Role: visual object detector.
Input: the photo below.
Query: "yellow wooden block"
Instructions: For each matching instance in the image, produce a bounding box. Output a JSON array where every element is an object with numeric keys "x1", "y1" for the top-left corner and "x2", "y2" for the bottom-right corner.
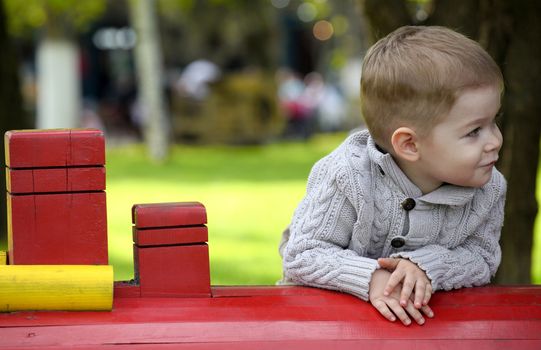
[
  {"x1": 0, "y1": 251, "x2": 6, "y2": 265},
  {"x1": 0, "y1": 265, "x2": 113, "y2": 312}
]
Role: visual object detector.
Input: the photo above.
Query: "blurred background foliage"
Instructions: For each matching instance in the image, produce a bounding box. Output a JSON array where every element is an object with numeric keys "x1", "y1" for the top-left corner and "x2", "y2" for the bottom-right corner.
[{"x1": 0, "y1": 0, "x2": 539, "y2": 285}]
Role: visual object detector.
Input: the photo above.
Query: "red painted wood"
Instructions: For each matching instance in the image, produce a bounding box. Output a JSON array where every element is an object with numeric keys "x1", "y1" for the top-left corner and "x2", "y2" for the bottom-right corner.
[
  {"x1": 132, "y1": 202, "x2": 207, "y2": 228},
  {"x1": 4, "y1": 129, "x2": 105, "y2": 168},
  {"x1": 134, "y1": 244, "x2": 211, "y2": 297},
  {"x1": 133, "y1": 225, "x2": 208, "y2": 246},
  {"x1": 6, "y1": 166, "x2": 106, "y2": 194},
  {"x1": 7, "y1": 192, "x2": 108, "y2": 265},
  {"x1": 0, "y1": 286, "x2": 539, "y2": 349},
  {"x1": 3, "y1": 340, "x2": 540, "y2": 350},
  {"x1": 114, "y1": 281, "x2": 141, "y2": 298}
]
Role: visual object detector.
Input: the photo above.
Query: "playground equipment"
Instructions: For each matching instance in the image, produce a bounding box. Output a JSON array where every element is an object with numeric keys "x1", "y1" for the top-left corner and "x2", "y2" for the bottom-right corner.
[{"x1": 0, "y1": 128, "x2": 540, "y2": 349}]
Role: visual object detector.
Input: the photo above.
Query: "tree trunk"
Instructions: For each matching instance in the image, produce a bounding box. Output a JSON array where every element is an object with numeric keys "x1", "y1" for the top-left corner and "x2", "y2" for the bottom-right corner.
[
  {"x1": 36, "y1": 38, "x2": 80, "y2": 129},
  {"x1": 494, "y1": 0, "x2": 541, "y2": 284},
  {"x1": 361, "y1": 0, "x2": 411, "y2": 40},
  {"x1": 130, "y1": 0, "x2": 169, "y2": 161},
  {"x1": 0, "y1": 0, "x2": 27, "y2": 247}
]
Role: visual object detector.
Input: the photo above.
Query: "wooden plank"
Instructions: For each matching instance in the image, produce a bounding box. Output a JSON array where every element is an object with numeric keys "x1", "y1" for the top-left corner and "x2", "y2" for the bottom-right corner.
[
  {"x1": 6, "y1": 166, "x2": 106, "y2": 194},
  {"x1": 4, "y1": 129, "x2": 105, "y2": 168},
  {"x1": 0, "y1": 286, "x2": 540, "y2": 349},
  {"x1": 3, "y1": 340, "x2": 541, "y2": 350},
  {"x1": 2, "y1": 286, "x2": 539, "y2": 326},
  {"x1": 0, "y1": 319, "x2": 540, "y2": 348},
  {"x1": 133, "y1": 225, "x2": 208, "y2": 246},
  {"x1": 134, "y1": 244, "x2": 211, "y2": 297},
  {"x1": 7, "y1": 192, "x2": 108, "y2": 265},
  {"x1": 0, "y1": 265, "x2": 113, "y2": 312},
  {"x1": 132, "y1": 202, "x2": 207, "y2": 228},
  {"x1": 114, "y1": 281, "x2": 141, "y2": 298}
]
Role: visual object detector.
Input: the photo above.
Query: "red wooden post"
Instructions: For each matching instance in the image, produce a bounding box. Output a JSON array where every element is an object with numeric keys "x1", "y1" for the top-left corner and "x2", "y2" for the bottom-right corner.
[
  {"x1": 4, "y1": 129, "x2": 108, "y2": 265},
  {"x1": 132, "y1": 202, "x2": 211, "y2": 297}
]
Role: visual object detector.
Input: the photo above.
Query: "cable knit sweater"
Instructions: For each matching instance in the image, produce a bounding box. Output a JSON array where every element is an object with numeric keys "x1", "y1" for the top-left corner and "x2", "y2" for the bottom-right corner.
[{"x1": 281, "y1": 129, "x2": 506, "y2": 301}]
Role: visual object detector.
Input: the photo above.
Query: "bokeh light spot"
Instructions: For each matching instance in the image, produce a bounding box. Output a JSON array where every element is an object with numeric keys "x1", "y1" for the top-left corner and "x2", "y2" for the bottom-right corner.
[{"x1": 313, "y1": 20, "x2": 334, "y2": 41}]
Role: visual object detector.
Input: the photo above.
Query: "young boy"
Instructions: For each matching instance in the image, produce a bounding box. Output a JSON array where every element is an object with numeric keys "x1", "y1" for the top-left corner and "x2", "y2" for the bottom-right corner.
[{"x1": 279, "y1": 26, "x2": 506, "y2": 326}]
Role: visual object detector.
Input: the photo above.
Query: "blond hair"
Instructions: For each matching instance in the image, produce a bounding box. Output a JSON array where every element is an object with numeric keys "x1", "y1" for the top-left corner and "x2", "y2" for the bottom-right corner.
[{"x1": 360, "y1": 26, "x2": 503, "y2": 149}]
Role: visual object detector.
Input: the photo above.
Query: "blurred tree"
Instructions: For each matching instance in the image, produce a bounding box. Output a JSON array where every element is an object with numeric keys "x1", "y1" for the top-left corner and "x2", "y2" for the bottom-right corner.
[
  {"x1": 0, "y1": 0, "x2": 28, "y2": 249},
  {"x1": 4, "y1": 0, "x2": 106, "y2": 129},
  {"x1": 157, "y1": 0, "x2": 279, "y2": 70},
  {"x1": 360, "y1": 0, "x2": 541, "y2": 284},
  {"x1": 129, "y1": 0, "x2": 169, "y2": 161}
]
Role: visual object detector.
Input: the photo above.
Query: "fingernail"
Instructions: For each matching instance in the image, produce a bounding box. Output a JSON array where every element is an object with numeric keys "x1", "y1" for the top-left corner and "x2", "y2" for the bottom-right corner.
[
  {"x1": 390, "y1": 316, "x2": 396, "y2": 322},
  {"x1": 419, "y1": 318, "x2": 425, "y2": 325},
  {"x1": 428, "y1": 311, "x2": 434, "y2": 318},
  {"x1": 404, "y1": 319, "x2": 411, "y2": 325}
]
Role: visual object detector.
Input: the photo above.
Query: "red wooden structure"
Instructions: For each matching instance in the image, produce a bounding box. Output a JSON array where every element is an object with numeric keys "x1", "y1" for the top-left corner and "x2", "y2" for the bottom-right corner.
[
  {"x1": 1, "y1": 285, "x2": 540, "y2": 349},
  {"x1": 1, "y1": 129, "x2": 541, "y2": 349},
  {"x1": 5, "y1": 129, "x2": 107, "y2": 265}
]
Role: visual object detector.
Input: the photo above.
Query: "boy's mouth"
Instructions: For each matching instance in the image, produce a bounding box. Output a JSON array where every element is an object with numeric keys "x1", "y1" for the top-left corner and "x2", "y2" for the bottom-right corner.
[{"x1": 480, "y1": 159, "x2": 498, "y2": 168}]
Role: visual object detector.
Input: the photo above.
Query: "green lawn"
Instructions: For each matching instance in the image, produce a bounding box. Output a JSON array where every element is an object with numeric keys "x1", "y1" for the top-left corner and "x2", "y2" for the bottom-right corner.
[{"x1": 106, "y1": 133, "x2": 348, "y2": 284}]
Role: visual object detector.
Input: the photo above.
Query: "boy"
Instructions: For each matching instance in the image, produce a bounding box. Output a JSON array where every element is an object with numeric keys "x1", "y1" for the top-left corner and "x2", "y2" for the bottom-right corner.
[{"x1": 279, "y1": 26, "x2": 506, "y2": 326}]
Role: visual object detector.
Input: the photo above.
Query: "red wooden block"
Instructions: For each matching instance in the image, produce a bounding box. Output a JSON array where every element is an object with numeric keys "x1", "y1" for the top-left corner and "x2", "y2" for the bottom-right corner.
[
  {"x1": 4, "y1": 129, "x2": 105, "y2": 168},
  {"x1": 134, "y1": 244, "x2": 211, "y2": 297},
  {"x1": 113, "y1": 281, "x2": 141, "y2": 298},
  {"x1": 6, "y1": 166, "x2": 106, "y2": 194},
  {"x1": 133, "y1": 225, "x2": 208, "y2": 246},
  {"x1": 7, "y1": 192, "x2": 108, "y2": 265},
  {"x1": 132, "y1": 202, "x2": 207, "y2": 228}
]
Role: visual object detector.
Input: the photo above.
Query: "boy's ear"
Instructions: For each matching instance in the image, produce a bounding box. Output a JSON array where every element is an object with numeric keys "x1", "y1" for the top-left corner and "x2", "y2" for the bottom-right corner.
[{"x1": 391, "y1": 127, "x2": 420, "y2": 161}]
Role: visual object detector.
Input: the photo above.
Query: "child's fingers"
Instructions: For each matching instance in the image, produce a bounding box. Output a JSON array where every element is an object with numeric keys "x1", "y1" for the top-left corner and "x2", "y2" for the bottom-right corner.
[
  {"x1": 413, "y1": 280, "x2": 426, "y2": 308},
  {"x1": 372, "y1": 299, "x2": 397, "y2": 322},
  {"x1": 400, "y1": 276, "x2": 415, "y2": 306},
  {"x1": 383, "y1": 270, "x2": 405, "y2": 296},
  {"x1": 420, "y1": 304, "x2": 434, "y2": 318},
  {"x1": 386, "y1": 298, "x2": 412, "y2": 326},
  {"x1": 377, "y1": 258, "x2": 399, "y2": 271},
  {"x1": 404, "y1": 300, "x2": 425, "y2": 325},
  {"x1": 423, "y1": 283, "x2": 433, "y2": 305}
]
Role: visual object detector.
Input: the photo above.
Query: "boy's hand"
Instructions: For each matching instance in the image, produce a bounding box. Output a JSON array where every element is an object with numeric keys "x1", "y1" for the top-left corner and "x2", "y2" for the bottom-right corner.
[
  {"x1": 378, "y1": 258, "x2": 433, "y2": 309},
  {"x1": 369, "y1": 269, "x2": 434, "y2": 326}
]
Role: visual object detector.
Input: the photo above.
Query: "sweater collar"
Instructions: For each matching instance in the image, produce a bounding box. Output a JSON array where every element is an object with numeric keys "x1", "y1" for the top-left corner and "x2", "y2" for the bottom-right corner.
[{"x1": 364, "y1": 131, "x2": 475, "y2": 206}]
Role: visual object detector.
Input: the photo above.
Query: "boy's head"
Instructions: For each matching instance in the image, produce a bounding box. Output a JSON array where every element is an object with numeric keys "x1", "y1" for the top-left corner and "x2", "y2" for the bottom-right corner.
[{"x1": 360, "y1": 26, "x2": 503, "y2": 150}]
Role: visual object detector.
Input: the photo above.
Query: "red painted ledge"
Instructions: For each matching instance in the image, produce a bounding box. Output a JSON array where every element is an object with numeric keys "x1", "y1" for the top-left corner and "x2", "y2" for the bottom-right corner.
[{"x1": 1, "y1": 285, "x2": 540, "y2": 349}]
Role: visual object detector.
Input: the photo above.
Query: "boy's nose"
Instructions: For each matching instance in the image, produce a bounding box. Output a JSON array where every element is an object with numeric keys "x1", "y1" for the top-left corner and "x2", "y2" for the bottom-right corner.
[{"x1": 485, "y1": 127, "x2": 503, "y2": 152}]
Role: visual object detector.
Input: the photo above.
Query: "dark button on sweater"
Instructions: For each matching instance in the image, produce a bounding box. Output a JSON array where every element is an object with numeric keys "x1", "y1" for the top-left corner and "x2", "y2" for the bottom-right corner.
[
  {"x1": 391, "y1": 236, "x2": 406, "y2": 248},
  {"x1": 401, "y1": 198, "x2": 416, "y2": 211}
]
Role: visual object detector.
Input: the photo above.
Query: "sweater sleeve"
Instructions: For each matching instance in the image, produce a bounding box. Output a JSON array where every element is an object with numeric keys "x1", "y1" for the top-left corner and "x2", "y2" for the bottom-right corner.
[
  {"x1": 391, "y1": 173, "x2": 506, "y2": 291},
  {"x1": 282, "y1": 154, "x2": 379, "y2": 301}
]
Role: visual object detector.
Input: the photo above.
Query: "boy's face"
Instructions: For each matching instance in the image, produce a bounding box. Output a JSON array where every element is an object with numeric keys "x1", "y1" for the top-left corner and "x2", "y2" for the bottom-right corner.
[{"x1": 415, "y1": 85, "x2": 502, "y2": 191}]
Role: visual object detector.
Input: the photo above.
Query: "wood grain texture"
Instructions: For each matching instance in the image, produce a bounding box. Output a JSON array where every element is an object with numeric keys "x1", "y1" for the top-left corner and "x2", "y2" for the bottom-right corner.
[
  {"x1": 134, "y1": 244, "x2": 211, "y2": 297},
  {"x1": 7, "y1": 192, "x2": 108, "y2": 265},
  {"x1": 4, "y1": 129, "x2": 105, "y2": 168},
  {"x1": 6, "y1": 166, "x2": 106, "y2": 194},
  {"x1": 0, "y1": 286, "x2": 539, "y2": 349},
  {"x1": 133, "y1": 225, "x2": 208, "y2": 246},
  {"x1": 132, "y1": 202, "x2": 207, "y2": 228}
]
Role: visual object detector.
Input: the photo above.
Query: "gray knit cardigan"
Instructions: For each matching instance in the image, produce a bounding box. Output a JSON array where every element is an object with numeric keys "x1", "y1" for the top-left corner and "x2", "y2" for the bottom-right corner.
[{"x1": 281, "y1": 130, "x2": 506, "y2": 301}]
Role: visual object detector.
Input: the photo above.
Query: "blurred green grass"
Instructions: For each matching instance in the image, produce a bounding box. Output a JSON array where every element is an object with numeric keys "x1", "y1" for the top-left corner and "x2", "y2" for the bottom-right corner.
[{"x1": 106, "y1": 133, "x2": 348, "y2": 285}]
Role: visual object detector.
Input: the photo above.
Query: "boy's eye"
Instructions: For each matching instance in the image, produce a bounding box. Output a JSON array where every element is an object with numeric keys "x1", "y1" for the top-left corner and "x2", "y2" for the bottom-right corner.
[{"x1": 466, "y1": 127, "x2": 481, "y2": 137}]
